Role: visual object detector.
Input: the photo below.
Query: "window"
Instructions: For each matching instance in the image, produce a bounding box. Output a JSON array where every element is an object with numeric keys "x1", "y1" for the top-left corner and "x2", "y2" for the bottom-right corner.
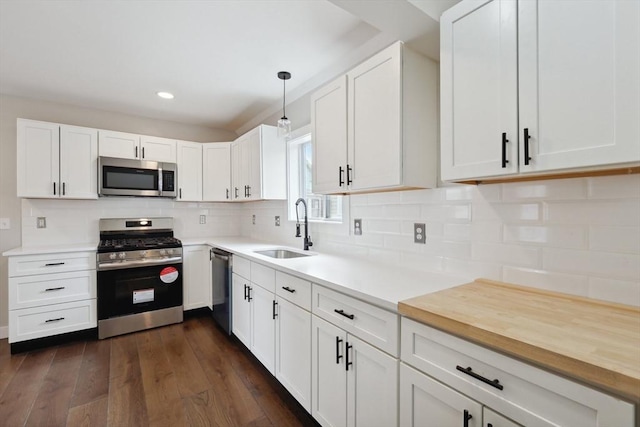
[{"x1": 288, "y1": 133, "x2": 342, "y2": 222}]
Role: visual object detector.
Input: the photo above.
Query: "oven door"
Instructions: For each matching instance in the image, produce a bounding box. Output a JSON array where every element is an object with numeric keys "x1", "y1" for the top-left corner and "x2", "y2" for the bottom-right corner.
[{"x1": 97, "y1": 262, "x2": 183, "y2": 320}]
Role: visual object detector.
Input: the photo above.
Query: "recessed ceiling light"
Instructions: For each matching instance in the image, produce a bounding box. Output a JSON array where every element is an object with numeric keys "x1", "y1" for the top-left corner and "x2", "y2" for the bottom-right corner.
[{"x1": 157, "y1": 91, "x2": 174, "y2": 99}]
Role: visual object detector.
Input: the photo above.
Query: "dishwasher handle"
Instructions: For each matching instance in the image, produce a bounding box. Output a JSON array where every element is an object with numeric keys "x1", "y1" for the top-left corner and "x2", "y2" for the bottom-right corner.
[{"x1": 211, "y1": 248, "x2": 231, "y2": 262}]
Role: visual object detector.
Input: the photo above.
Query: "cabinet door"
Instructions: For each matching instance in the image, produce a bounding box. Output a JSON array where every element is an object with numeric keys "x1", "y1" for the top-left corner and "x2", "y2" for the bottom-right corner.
[
  {"x1": 16, "y1": 119, "x2": 60, "y2": 198},
  {"x1": 312, "y1": 76, "x2": 348, "y2": 194},
  {"x1": 347, "y1": 43, "x2": 402, "y2": 191},
  {"x1": 519, "y1": 0, "x2": 640, "y2": 172},
  {"x1": 246, "y1": 129, "x2": 262, "y2": 200},
  {"x1": 312, "y1": 315, "x2": 347, "y2": 427},
  {"x1": 231, "y1": 273, "x2": 251, "y2": 348},
  {"x1": 484, "y1": 408, "x2": 522, "y2": 427},
  {"x1": 400, "y1": 363, "x2": 481, "y2": 427},
  {"x1": 98, "y1": 130, "x2": 139, "y2": 159},
  {"x1": 202, "y1": 142, "x2": 231, "y2": 201},
  {"x1": 440, "y1": 0, "x2": 518, "y2": 181},
  {"x1": 140, "y1": 135, "x2": 177, "y2": 162},
  {"x1": 230, "y1": 140, "x2": 242, "y2": 200},
  {"x1": 176, "y1": 141, "x2": 202, "y2": 202},
  {"x1": 275, "y1": 298, "x2": 311, "y2": 412},
  {"x1": 250, "y1": 283, "x2": 275, "y2": 374},
  {"x1": 347, "y1": 335, "x2": 397, "y2": 427},
  {"x1": 183, "y1": 246, "x2": 211, "y2": 311},
  {"x1": 59, "y1": 125, "x2": 98, "y2": 199}
]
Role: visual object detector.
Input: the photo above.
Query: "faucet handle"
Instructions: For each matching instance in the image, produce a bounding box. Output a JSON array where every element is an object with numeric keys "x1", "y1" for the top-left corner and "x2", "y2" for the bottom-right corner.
[{"x1": 295, "y1": 223, "x2": 301, "y2": 238}]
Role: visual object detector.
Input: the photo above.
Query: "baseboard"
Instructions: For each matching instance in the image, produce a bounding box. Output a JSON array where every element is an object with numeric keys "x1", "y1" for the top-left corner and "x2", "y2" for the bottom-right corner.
[{"x1": 0, "y1": 326, "x2": 8, "y2": 340}]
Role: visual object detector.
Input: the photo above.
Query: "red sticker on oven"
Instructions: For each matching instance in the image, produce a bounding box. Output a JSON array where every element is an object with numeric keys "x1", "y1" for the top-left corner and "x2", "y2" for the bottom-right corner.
[{"x1": 160, "y1": 266, "x2": 179, "y2": 283}]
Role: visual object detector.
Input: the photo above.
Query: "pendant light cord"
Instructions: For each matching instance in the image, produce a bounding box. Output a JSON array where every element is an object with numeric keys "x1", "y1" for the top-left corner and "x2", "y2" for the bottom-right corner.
[{"x1": 282, "y1": 78, "x2": 286, "y2": 119}]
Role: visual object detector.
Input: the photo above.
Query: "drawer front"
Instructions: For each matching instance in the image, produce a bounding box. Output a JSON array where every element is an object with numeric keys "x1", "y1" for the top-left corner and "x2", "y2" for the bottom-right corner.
[
  {"x1": 8, "y1": 251, "x2": 95, "y2": 277},
  {"x1": 312, "y1": 285, "x2": 398, "y2": 356},
  {"x1": 275, "y1": 271, "x2": 311, "y2": 310},
  {"x1": 401, "y1": 318, "x2": 635, "y2": 427},
  {"x1": 233, "y1": 255, "x2": 251, "y2": 280},
  {"x1": 9, "y1": 299, "x2": 97, "y2": 343},
  {"x1": 9, "y1": 270, "x2": 96, "y2": 310},
  {"x1": 251, "y1": 262, "x2": 275, "y2": 293}
]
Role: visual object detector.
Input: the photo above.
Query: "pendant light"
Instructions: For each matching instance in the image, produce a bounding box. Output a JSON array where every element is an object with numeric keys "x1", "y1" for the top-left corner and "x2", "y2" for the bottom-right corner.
[{"x1": 277, "y1": 71, "x2": 292, "y2": 139}]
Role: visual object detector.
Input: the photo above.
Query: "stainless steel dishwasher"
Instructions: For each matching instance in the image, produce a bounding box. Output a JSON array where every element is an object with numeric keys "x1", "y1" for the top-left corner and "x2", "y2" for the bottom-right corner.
[{"x1": 210, "y1": 248, "x2": 232, "y2": 334}]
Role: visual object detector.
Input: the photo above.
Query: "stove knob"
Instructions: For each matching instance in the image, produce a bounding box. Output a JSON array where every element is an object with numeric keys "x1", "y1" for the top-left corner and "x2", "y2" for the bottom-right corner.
[
  {"x1": 160, "y1": 249, "x2": 167, "y2": 256},
  {"x1": 109, "y1": 253, "x2": 116, "y2": 260},
  {"x1": 167, "y1": 249, "x2": 173, "y2": 255},
  {"x1": 141, "y1": 251, "x2": 147, "y2": 258},
  {"x1": 118, "y1": 252, "x2": 126, "y2": 260}
]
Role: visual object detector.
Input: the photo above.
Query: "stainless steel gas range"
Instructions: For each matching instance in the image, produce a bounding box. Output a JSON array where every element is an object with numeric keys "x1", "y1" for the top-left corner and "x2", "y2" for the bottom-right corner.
[{"x1": 96, "y1": 217, "x2": 183, "y2": 339}]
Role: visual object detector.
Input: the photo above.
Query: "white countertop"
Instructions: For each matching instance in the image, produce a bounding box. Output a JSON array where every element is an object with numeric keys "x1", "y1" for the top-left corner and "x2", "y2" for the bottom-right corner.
[
  {"x1": 4, "y1": 236, "x2": 471, "y2": 312},
  {"x1": 189, "y1": 237, "x2": 471, "y2": 312}
]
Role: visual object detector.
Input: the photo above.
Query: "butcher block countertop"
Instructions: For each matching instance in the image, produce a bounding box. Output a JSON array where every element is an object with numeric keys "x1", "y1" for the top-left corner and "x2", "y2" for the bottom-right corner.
[{"x1": 398, "y1": 279, "x2": 640, "y2": 403}]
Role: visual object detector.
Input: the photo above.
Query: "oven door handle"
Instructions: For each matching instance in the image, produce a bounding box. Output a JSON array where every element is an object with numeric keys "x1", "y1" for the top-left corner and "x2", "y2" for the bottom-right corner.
[{"x1": 97, "y1": 256, "x2": 182, "y2": 271}]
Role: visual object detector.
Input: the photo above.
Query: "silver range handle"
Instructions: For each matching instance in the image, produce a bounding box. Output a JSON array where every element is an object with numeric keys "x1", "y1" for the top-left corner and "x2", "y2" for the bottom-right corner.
[{"x1": 97, "y1": 256, "x2": 182, "y2": 271}]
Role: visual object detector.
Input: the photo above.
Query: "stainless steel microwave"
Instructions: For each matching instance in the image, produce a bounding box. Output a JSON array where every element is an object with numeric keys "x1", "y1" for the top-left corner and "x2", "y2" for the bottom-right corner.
[{"x1": 98, "y1": 156, "x2": 177, "y2": 198}]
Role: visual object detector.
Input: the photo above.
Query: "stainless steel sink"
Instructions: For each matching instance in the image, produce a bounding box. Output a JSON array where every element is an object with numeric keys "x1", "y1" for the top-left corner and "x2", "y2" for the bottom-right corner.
[{"x1": 254, "y1": 249, "x2": 313, "y2": 259}]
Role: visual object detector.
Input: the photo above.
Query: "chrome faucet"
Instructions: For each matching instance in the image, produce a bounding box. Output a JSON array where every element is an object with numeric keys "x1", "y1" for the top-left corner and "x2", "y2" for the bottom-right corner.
[{"x1": 295, "y1": 198, "x2": 313, "y2": 251}]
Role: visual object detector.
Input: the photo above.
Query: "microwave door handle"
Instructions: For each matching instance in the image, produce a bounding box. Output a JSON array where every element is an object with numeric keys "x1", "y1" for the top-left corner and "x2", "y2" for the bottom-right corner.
[{"x1": 158, "y1": 167, "x2": 163, "y2": 196}]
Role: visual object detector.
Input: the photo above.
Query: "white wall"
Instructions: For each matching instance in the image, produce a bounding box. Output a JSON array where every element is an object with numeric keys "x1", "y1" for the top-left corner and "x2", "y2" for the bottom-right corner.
[
  {"x1": 0, "y1": 94, "x2": 238, "y2": 331},
  {"x1": 241, "y1": 175, "x2": 640, "y2": 307}
]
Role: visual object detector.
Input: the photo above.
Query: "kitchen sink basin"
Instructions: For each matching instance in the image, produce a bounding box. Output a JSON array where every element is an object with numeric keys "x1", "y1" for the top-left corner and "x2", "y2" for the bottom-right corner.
[{"x1": 254, "y1": 249, "x2": 314, "y2": 259}]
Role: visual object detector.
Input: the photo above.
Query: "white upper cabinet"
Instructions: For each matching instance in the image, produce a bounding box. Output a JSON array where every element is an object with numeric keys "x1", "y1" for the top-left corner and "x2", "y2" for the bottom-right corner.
[
  {"x1": 176, "y1": 140, "x2": 202, "y2": 201},
  {"x1": 202, "y1": 142, "x2": 232, "y2": 201},
  {"x1": 231, "y1": 125, "x2": 286, "y2": 201},
  {"x1": 312, "y1": 41, "x2": 438, "y2": 194},
  {"x1": 17, "y1": 119, "x2": 97, "y2": 199},
  {"x1": 98, "y1": 130, "x2": 176, "y2": 162},
  {"x1": 441, "y1": 0, "x2": 640, "y2": 182}
]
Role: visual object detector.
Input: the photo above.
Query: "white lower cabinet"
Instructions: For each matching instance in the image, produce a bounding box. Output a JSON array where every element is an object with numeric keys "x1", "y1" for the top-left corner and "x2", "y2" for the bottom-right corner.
[
  {"x1": 312, "y1": 314, "x2": 398, "y2": 427},
  {"x1": 401, "y1": 317, "x2": 635, "y2": 427},
  {"x1": 484, "y1": 407, "x2": 522, "y2": 427},
  {"x1": 275, "y1": 297, "x2": 311, "y2": 412},
  {"x1": 400, "y1": 363, "x2": 482, "y2": 427},
  {"x1": 232, "y1": 272, "x2": 252, "y2": 348},
  {"x1": 182, "y1": 246, "x2": 211, "y2": 311}
]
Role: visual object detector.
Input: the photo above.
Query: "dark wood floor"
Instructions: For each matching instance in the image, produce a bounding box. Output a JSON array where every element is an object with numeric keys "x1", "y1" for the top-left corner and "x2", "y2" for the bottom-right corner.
[{"x1": 0, "y1": 315, "x2": 318, "y2": 427}]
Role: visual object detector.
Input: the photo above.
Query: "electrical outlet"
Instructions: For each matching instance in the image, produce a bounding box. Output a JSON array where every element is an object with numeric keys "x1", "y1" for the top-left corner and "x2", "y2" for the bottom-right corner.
[
  {"x1": 0, "y1": 218, "x2": 9, "y2": 230},
  {"x1": 414, "y1": 223, "x2": 426, "y2": 244},
  {"x1": 37, "y1": 217, "x2": 47, "y2": 229},
  {"x1": 275, "y1": 216, "x2": 280, "y2": 226},
  {"x1": 199, "y1": 215, "x2": 206, "y2": 224},
  {"x1": 252, "y1": 214, "x2": 256, "y2": 225},
  {"x1": 354, "y1": 218, "x2": 362, "y2": 236}
]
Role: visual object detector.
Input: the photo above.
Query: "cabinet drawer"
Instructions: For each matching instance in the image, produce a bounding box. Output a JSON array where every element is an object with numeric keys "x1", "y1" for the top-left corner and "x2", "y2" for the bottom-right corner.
[
  {"x1": 401, "y1": 318, "x2": 634, "y2": 427},
  {"x1": 9, "y1": 270, "x2": 96, "y2": 310},
  {"x1": 8, "y1": 251, "x2": 95, "y2": 277},
  {"x1": 251, "y1": 262, "x2": 275, "y2": 293},
  {"x1": 312, "y1": 285, "x2": 398, "y2": 356},
  {"x1": 233, "y1": 255, "x2": 251, "y2": 280},
  {"x1": 275, "y1": 271, "x2": 311, "y2": 311},
  {"x1": 9, "y1": 299, "x2": 97, "y2": 343}
]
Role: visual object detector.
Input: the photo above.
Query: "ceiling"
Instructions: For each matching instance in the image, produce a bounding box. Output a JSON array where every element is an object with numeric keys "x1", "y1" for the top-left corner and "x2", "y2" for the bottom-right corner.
[{"x1": 0, "y1": 0, "x2": 459, "y2": 135}]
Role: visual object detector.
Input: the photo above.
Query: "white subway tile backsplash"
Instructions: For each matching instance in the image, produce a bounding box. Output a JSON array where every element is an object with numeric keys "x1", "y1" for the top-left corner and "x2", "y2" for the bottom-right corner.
[
  {"x1": 443, "y1": 223, "x2": 471, "y2": 241},
  {"x1": 384, "y1": 204, "x2": 421, "y2": 219},
  {"x1": 366, "y1": 219, "x2": 402, "y2": 234},
  {"x1": 444, "y1": 185, "x2": 475, "y2": 201},
  {"x1": 502, "y1": 178, "x2": 587, "y2": 201},
  {"x1": 473, "y1": 202, "x2": 541, "y2": 222},
  {"x1": 401, "y1": 252, "x2": 444, "y2": 272},
  {"x1": 471, "y1": 221, "x2": 503, "y2": 242},
  {"x1": 401, "y1": 188, "x2": 443, "y2": 203},
  {"x1": 502, "y1": 266, "x2": 589, "y2": 296},
  {"x1": 443, "y1": 258, "x2": 502, "y2": 280},
  {"x1": 544, "y1": 200, "x2": 640, "y2": 226},
  {"x1": 588, "y1": 277, "x2": 640, "y2": 307},
  {"x1": 589, "y1": 226, "x2": 640, "y2": 254},
  {"x1": 472, "y1": 243, "x2": 541, "y2": 268},
  {"x1": 543, "y1": 248, "x2": 640, "y2": 281},
  {"x1": 587, "y1": 174, "x2": 640, "y2": 199},
  {"x1": 503, "y1": 225, "x2": 587, "y2": 249}
]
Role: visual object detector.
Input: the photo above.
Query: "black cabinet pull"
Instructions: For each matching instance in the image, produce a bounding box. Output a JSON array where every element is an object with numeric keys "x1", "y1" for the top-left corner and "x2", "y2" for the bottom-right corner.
[
  {"x1": 53, "y1": 182, "x2": 56, "y2": 195},
  {"x1": 524, "y1": 128, "x2": 531, "y2": 165},
  {"x1": 336, "y1": 336, "x2": 343, "y2": 364},
  {"x1": 501, "y1": 132, "x2": 509, "y2": 168},
  {"x1": 179, "y1": 188, "x2": 182, "y2": 199},
  {"x1": 142, "y1": 147, "x2": 145, "y2": 158},
  {"x1": 272, "y1": 300, "x2": 278, "y2": 319},
  {"x1": 243, "y1": 284, "x2": 248, "y2": 301},
  {"x1": 339, "y1": 166, "x2": 344, "y2": 186},
  {"x1": 346, "y1": 164, "x2": 353, "y2": 185},
  {"x1": 281, "y1": 286, "x2": 296, "y2": 293},
  {"x1": 456, "y1": 365, "x2": 504, "y2": 390},
  {"x1": 247, "y1": 185, "x2": 251, "y2": 197},
  {"x1": 334, "y1": 309, "x2": 355, "y2": 320},
  {"x1": 345, "y1": 342, "x2": 353, "y2": 371},
  {"x1": 62, "y1": 182, "x2": 66, "y2": 195},
  {"x1": 226, "y1": 188, "x2": 229, "y2": 199},
  {"x1": 463, "y1": 409, "x2": 472, "y2": 427},
  {"x1": 135, "y1": 146, "x2": 138, "y2": 158},
  {"x1": 247, "y1": 286, "x2": 252, "y2": 302},
  {"x1": 44, "y1": 287, "x2": 65, "y2": 291},
  {"x1": 44, "y1": 262, "x2": 65, "y2": 267},
  {"x1": 45, "y1": 317, "x2": 64, "y2": 323},
  {"x1": 235, "y1": 187, "x2": 239, "y2": 198},
  {"x1": 244, "y1": 185, "x2": 248, "y2": 198}
]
